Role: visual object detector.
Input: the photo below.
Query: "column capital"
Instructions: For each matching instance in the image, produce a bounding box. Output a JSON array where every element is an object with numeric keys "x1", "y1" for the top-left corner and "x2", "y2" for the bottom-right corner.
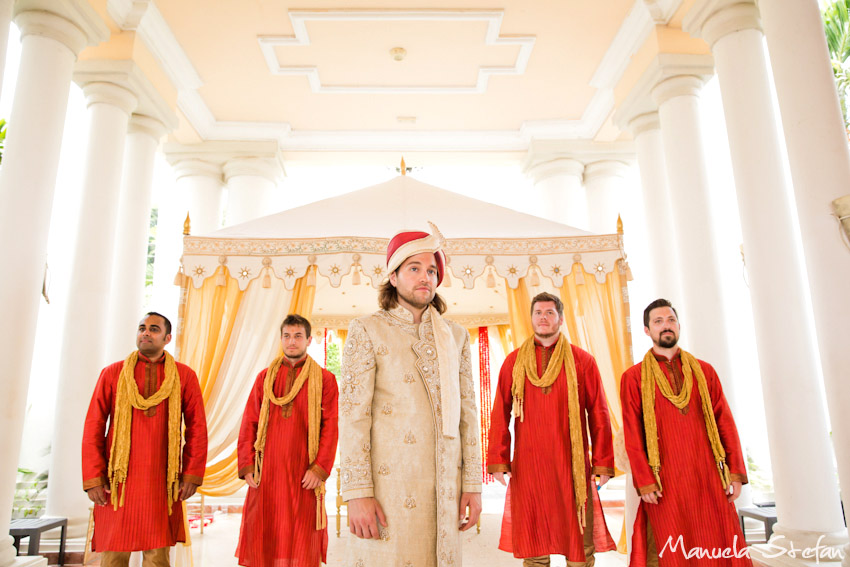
[
  {"x1": 627, "y1": 112, "x2": 661, "y2": 137},
  {"x1": 683, "y1": 0, "x2": 762, "y2": 49},
  {"x1": 82, "y1": 81, "x2": 138, "y2": 114},
  {"x1": 651, "y1": 74, "x2": 706, "y2": 106},
  {"x1": 129, "y1": 114, "x2": 169, "y2": 141},
  {"x1": 14, "y1": 0, "x2": 109, "y2": 54},
  {"x1": 526, "y1": 158, "x2": 584, "y2": 185},
  {"x1": 614, "y1": 53, "x2": 714, "y2": 129},
  {"x1": 223, "y1": 156, "x2": 283, "y2": 184},
  {"x1": 172, "y1": 158, "x2": 223, "y2": 182},
  {"x1": 584, "y1": 160, "x2": 631, "y2": 185},
  {"x1": 74, "y1": 59, "x2": 178, "y2": 131}
]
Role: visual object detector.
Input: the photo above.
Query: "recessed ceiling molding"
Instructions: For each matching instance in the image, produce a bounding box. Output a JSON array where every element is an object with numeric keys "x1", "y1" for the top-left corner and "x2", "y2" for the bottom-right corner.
[
  {"x1": 642, "y1": 0, "x2": 684, "y2": 24},
  {"x1": 257, "y1": 10, "x2": 536, "y2": 94},
  {"x1": 279, "y1": 129, "x2": 527, "y2": 152},
  {"x1": 589, "y1": 3, "x2": 653, "y2": 89},
  {"x1": 136, "y1": 1, "x2": 203, "y2": 91},
  {"x1": 106, "y1": 0, "x2": 151, "y2": 30},
  {"x1": 177, "y1": 89, "x2": 292, "y2": 143},
  {"x1": 521, "y1": 88, "x2": 615, "y2": 140}
]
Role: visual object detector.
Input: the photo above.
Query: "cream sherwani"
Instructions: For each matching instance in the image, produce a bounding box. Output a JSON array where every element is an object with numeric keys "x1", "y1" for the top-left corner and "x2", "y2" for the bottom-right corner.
[{"x1": 340, "y1": 305, "x2": 482, "y2": 567}]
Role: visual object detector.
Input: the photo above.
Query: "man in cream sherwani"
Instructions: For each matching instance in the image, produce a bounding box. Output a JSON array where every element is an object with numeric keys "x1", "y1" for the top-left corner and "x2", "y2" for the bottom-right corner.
[{"x1": 339, "y1": 225, "x2": 482, "y2": 567}]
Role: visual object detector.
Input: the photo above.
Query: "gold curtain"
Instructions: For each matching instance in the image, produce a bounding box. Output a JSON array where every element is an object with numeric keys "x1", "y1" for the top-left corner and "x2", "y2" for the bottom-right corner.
[
  {"x1": 335, "y1": 328, "x2": 348, "y2": 346},
  {"x1": 504, "y1": 278, "x2": 533, "y2": 346},
  {"x1": 176, "y1": 267, "x2": 244, "y2": 405},
  {"x1": 496, "y1": 324, "x2": 513, "y2": 355},
  {"x1": 558, "y1": 263, "x2": 631, "y2": 431},
  {"x1": 178, "y1": 267, "x2": 317, "y2": 497}
]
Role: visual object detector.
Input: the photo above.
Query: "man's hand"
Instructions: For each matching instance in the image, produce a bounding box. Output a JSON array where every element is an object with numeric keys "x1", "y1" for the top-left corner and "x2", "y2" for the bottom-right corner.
[
  {"x1": 302, "y1": 469, "x2": 323, "y2": 490},
  {"x1": 596, "y1": 474, "x2": 611, "y2": 489},
  {"x1": 348, "y1": 497, "x2": 387, "y2": 539},
  {"x1": 640, "y1": 490, "x2": 662, "y2": 505},
  {"x1": 726, "y1": 481, "x2": 742, "y2": 503},
  {"x1": 458, "y1": 492, "x2": 482, "y2": 531},
  {"x1": 179, "y1": 481, "x2": 199, "y2": 501},
  {"x1": 86, "y1": 485, "x2": 110, "y2": 506},
  {"x1": 493, "y1": 471, "x2": 511, "y2": 486},
  {"x1": 245, "y1": 472, "x2": 258, "y2": 489}
]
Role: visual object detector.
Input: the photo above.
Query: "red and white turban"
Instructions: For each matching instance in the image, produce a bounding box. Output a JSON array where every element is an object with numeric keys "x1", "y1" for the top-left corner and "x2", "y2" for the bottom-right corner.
[{"x1": 386, "y1": 224, "x2": 447, "y2": 285}]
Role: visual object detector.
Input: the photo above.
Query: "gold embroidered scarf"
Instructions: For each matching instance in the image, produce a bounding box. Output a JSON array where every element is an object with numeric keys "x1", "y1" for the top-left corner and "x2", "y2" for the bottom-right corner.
[
  {"x1": 108, "y1": 351, "x2": 182, "y2": 514},
  {"x1": 640, "y1": 349, "x2": 731, "y2": 492},
  {"x1": 254, "y1": 355, "x2": 326, "y2": 529},
  {"x1": 512, "y1": 334, "x2": 587, "y2": 532}
]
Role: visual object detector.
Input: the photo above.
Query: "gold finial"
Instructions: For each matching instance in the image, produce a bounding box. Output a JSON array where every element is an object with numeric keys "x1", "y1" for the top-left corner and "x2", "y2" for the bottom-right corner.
[
  {"x1": 617, "y1": 214, "x2": 623, "y2": 235},
  {"x1": 400, "y1": 156, "x2": 406, "y2": 175},
  {"x1": 183, "y1": 212, "x2": 191, "y2": 236}
]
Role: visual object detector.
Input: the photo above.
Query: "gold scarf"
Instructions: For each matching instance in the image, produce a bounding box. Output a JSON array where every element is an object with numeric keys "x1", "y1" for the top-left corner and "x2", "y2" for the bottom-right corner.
[
  {"x1": 108, "y1": 351, "x2": 182, "y2": 514},
  {"x1": 512, "y1": 334, "x2": 587, "y2": 533},
  {"x1": 640, "y1": 349, "x2": 731, "y2": 492},
  {"x1": 254, "y1": 355, "x2": 326, "y2": 529}
]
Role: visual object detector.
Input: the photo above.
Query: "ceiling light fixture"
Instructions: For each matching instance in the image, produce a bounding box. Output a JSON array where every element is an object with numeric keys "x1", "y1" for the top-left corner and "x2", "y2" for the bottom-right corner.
[{"x1": 390, "y1": 47, "x2": 407, "y2": 61}]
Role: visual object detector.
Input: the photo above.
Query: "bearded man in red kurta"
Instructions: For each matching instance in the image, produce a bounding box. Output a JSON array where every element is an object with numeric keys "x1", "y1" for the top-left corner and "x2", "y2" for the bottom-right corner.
[
  {"x1": 488, "y1": 292, "x2": 616, "y2": 567},
  {"x1": 82, "y1": 312, "x2": 208, "y2": 567},
  {"x1": 235, "y1": 314, "x2": 339, "y2": 567},
  {"x1": 620, "y1": 299, "x2": 750, "y2": 567}
]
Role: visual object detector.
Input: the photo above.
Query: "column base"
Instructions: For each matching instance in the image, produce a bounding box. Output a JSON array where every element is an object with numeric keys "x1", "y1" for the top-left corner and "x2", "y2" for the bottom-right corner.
[
  {"x1": 750, "y1": 524, "x2": 849, "y2": 566},
  {"x1": 0, "y1": 536, "x2": 47, "y2": 567}
]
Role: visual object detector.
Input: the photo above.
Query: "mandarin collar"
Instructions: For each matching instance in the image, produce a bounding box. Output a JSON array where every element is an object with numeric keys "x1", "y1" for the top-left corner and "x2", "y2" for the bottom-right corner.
[
  {"x1": 281, "y1": 356, "x2": 307, "y2": 369},
  {"x1": 387, "y1": 304, "x2": 430, "y2": 324},
  {"x1": 138, "y1": 352, "x2": 166, "y2": 364},
  {"x1": 652, "y1": 348, "x2": 681, "y2": 363}
]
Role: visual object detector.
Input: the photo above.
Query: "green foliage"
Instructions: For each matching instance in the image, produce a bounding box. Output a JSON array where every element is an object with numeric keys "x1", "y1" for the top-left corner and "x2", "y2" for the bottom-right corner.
[
  {"x1": 13, "y1": 467, "x2": 48, "y2": 519},
  {"x1": 326, "y1": 341, "x2": 341, "y2": 377},
  {"x1": 146, "y1": 207, "x2": 158, "y2": 288},
  {"x1": 745, "y1": 450, "x2": 774, "y2": 499},
  {"x1": 0, "y1": 119, "x2": 6, "y2": 165},
  {"x1": 823, "y1": 0, "x2": 850, "y2": 128}
]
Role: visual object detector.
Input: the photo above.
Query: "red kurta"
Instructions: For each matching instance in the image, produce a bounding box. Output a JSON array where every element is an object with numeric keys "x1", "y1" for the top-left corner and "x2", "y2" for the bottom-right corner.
[
  {"x1": 235, "y1": 358, "x2": 339, "y2": 567},
  {"x1": 620, "y1": 350, "x2": 750, "y2": 567},
  {"x1": 81, "y1": 354, "x2": 208, "y2": 552},
  {"x1": 487, "y1": 340, "x2": 617, "y2": 561}
]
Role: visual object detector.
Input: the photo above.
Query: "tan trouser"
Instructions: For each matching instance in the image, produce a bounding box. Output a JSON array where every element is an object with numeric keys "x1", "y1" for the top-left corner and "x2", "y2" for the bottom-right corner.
[
  {"x1": 524, "y1": 484, "x2": 597, "y2": 567},
  {"x1": 101, "y1": 548, "x2": 170, "y2": 567}
]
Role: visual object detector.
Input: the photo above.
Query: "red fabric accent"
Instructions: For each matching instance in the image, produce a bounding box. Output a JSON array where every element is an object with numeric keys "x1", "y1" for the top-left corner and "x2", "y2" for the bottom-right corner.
[
  {"x1": 620, "y1": 354, "x2": 751, "y2": 567},
  {"x1": 323, "y1": 328, "x2": 328, "y2": 369},
  {"x1": 487, "y1": 343, "x2": 616, "y2": 560},
  {"x1": 235, "y1": 361, "x2": 340, "y2": 567},
  {"x1": 386, "y1": 230, "x2": 445, "y2": 284},
  {"x1": 81, "y1": 356, "x2": 208, "y2": 552},
  {"x1": 478, "y1": 326, "x2": 493, "y2": 484}
]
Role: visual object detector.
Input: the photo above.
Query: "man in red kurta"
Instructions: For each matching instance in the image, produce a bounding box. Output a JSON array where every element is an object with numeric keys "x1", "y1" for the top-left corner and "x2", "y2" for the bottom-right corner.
[
  {"x1": 488, "y1": 292, "x2": 616, "y2": 567},
  {"x1": 82, "y1": 312, "x2": 208, "y2": 567},
  {"x1": 620, "y1": 299, "x2": 750, "y2": 567},
  {"x1": 236, "y1": 314, "x2": 339, "y2": 567}
]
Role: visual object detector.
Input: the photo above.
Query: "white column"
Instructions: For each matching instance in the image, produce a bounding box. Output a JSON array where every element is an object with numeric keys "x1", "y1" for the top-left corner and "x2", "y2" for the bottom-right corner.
[
  {"x1": 627, "y1": 112, "x2": 684, "y2": 302},
  {"x1": 684, "y1": 1, "x2": 848, "y2": 553},
  {"x1": 651, "y1": 75, "x2": 740, "y2": 409},
  {"x1": 105, "y1": 115, "x2": 169, "y2": 361},
  {"x1": 223, "y1": 156, "x2": 282, "y2": 225},
  {"x1": 584, "y1": 160, "x2": 631, "y2": 234},
  {"x1": 0, "y1": 7, "x2": 104, "y2": 566},
  {"x1": 759, "y1": 1, "x2": 850, "y2": 560},
  {"x1": 173, "y1": 158, "x2": 224, "y2": 235},
  {"x1": 0, "y1": 0, "x2": 13, "y2": 97},
  {"x1": 525, "y1": 158, "x2": 588, "y2": 229},
  {"x1": 46, "y1": 80, "x2": 138, "y2": 537}
]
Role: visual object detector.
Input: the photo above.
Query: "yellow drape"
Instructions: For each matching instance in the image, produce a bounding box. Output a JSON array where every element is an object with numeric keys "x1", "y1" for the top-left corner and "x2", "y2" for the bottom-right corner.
[
  {"x1": 558, "y1": 263, "x2": 631, "y2": 431},
  {"x1": 335, "y1": 329, "x2": 348, "y2": 345},
  {"x1": 178, "y1": 267, "x2": 317, "y2": 497},
  {"x1": 504, "y1": 278, "x2": 533, "y2": 346},
  {"x1": 496, "y1": 324, "x2": 512, "y2": 356}
]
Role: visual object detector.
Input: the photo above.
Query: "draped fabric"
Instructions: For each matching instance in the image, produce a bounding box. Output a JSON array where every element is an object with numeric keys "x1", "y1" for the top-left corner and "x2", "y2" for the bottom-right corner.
[
  {"x1": 176, "y1": 271, "x2": 317, "y2": 497},
  {"x1": 558, "y1": 263, "x2": 631, "y2": 431},
  {"x1": 505, "y1": 279, "x2": 533, "y2": 346}
]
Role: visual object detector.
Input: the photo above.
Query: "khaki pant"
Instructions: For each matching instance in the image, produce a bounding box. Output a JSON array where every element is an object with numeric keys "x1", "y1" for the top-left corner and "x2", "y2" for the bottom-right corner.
[
  {"x1": 101, "y1": 548, "x2": 170, "y2": 567},
  {"x1": 523, "y1": 485, "x2": 597, "y2": 567}
]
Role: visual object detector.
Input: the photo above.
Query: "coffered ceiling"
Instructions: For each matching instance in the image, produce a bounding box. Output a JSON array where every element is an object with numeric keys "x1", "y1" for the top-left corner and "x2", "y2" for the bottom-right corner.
[{"x1": 94, "y1": 0, "x2": 704, "y2": 163}]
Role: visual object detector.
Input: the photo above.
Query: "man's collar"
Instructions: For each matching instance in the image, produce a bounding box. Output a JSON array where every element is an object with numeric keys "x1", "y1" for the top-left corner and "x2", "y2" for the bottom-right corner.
[
  {"x1": 651, "y1": 347, "x2": 681, "y2": 363},
  {"x1": 281, "y1": 355, "x2": 307, "y2": 369},
  {"x1": 387, "y1": 303, "x2": 430, "y2": 323},
  {"x1": 138, "y1": 352, "x2": 166, "y2": 364},
  {"x1": 533, "y1": 334, "x2": 560, "y2": 349}
]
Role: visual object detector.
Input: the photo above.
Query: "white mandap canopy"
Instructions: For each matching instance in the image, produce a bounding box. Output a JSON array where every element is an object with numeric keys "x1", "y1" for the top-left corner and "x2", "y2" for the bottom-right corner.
[{"x1": 176, "y1": 175, "x2": 633, "y2": 497}]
